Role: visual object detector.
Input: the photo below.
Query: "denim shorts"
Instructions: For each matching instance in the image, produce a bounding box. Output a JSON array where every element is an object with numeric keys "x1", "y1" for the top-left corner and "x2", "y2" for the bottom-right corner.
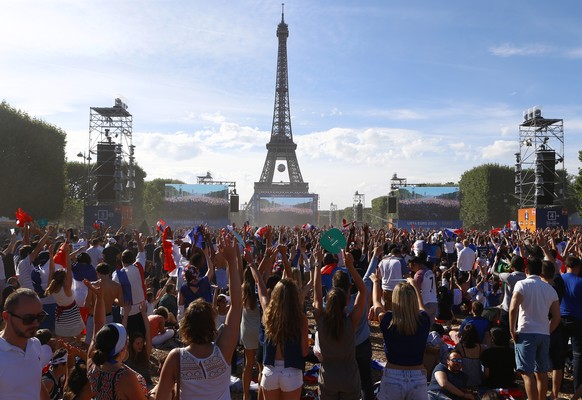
[
  {"x1": 378, "y1": 368, "x2": 428, "y2": 400},
  {"x1": 261, "y1": 360, "x2": 303, "y2": 392},
  {"x1": 514, "y1": 332, "x2": 550, "y2": 373}
]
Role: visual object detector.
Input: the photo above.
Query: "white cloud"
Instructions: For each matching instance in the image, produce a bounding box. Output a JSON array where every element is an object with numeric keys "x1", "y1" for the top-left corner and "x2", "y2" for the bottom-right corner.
[
  {"x1": 565, "y1": 48, "x2": 582, "y2": 59},
  {"x1": 359, "y1": 108, "x2": 427, "y2": 120},
  {"x1": 200, "y1": 113, "x2": 227, "y2": 124},
  {"x1": 479, "y1": 140, "x2": 518, "y2": 160},
  {"x1": 489, "y1": 43, "x2": 553, "y2": 57}
]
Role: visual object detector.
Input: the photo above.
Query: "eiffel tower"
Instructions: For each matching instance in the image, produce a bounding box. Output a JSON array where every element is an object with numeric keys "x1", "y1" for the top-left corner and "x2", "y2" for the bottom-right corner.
[
  {"x1": 251, "y1": 6, "x2": 317, "y2": 225},
  {"x1": 254, "y1": 5, "x2": 309, "y2": 194}
]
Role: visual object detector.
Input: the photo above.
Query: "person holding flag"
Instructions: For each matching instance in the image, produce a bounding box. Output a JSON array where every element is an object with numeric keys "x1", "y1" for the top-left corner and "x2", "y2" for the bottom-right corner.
[{"x1": 112, "y1": 230, "x2": 147, "y2": 338}]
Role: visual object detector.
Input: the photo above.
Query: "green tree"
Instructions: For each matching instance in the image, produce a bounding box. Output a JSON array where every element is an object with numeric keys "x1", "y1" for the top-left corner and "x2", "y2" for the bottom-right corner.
[
  {"x1": 572, "y1": 150, "x2": 582, "y2": 213},
  {"x1": 0, "y1": 101, "x2": 66, "y2": 219},
  {"x1": 459, "y1": 164, "x2": 517, "y2": 229},
  {"x1": 66, "y1": 161, "x2": 90, "y2": 201},
  {"x1": 130, "y1": 164, "x2": 147, "y2": 223},
  {"x1": 370, "y1": 196, "x2": 388, "y2": 227}
]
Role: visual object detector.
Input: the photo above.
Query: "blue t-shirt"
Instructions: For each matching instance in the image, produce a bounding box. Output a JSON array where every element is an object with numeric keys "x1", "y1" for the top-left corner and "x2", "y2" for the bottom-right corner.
[
  {"x1": 380, "y1": 310, "x2": 430, "y2": 366},
  {"x1": 459, "y1": 316, "x2": 490, "y2": 343},
  {"x1": 180, "y1": 276, "x2": 212, "y2": 308},
  {"x1": 560, "y1": 272, "x2": 582, "y2": 319},
  {"x1": 72, "y1": 262, "x2": 98, "y2": 282},
  {"x1": 428, "y1": 363, "x2": 468, "y2": 399}
]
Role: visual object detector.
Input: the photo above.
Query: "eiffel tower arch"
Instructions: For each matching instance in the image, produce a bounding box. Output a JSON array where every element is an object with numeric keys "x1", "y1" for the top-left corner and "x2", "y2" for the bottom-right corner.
[{"x1": 250, "y1": 7, "x2": 318, "y2": 226}]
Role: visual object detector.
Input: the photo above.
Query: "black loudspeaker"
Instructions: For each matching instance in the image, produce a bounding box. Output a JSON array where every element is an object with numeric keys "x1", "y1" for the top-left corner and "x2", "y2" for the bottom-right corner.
[
  {"x1": 230, "y1": 194, "x2": 239, "y2": 212},
  {"x1": 535, "y1": 150, "x2": 555, "y2": 207},
  {"x1": 95, "y1": 143, "x2": 116, "y2": 202},
  {"x1": 388, "y1": 196, "x2": 397, "y2": 214}
]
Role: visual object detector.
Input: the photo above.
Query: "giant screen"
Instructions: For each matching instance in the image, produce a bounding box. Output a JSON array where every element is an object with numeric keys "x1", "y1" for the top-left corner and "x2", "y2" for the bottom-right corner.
[
  {"x1": 256, "y1": 195, "x2": 317, "y2": 226},
  {"x1": 397, "y1": 186, "x2": 461, "y2": 229},
  {"x1": 164, "y1": 184, "x2": 229, "y2": 227}
]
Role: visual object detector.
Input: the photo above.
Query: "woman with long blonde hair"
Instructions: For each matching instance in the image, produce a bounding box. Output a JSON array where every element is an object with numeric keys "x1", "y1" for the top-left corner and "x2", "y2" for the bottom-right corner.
[
  {"x1": 370, "y1": 258, "x2": 431, "y2": 400},
  {"x1": 248, "y1": 245, "x2": 309, "y2": 400}
]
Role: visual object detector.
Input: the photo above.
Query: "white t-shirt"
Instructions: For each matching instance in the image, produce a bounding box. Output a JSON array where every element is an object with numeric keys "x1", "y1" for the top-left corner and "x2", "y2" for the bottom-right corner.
[
  {"x1": 86, "y1": 245, "x2": 104, "y2": 268},
  {"x1": 0, "y1": 336, "x2": 43, "y2": 399},
  {"x1": 415, "y1": 267, "x2": 437, "y2": 304},
  {"x1": 379, "y1": 256, "x2": 403, "y2": 291},
  {"x1": 513, "y1": 275, "x2": 558, "y2": 335},
  {"x1": 16, "y1": 257, "x2": 35, "y2": 290},
  {"x1": 457, "y1": 247, "x2": 476, "y2": 272},
  {"x1": 413, "y1": 240, "x2": 425, "y2": 256},
  {"x1": 444, "y1": 241, "x2": 456, "y2": 254}
]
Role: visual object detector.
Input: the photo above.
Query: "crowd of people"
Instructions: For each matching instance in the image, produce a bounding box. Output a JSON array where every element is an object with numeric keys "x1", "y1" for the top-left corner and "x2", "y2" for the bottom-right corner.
[{"x1": 1, "y1": 221, "x2": 582, "y2": 400}]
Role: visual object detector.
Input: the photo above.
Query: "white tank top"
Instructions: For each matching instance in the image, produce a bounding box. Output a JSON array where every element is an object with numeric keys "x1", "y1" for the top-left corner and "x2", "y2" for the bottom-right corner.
[{"x1": 179, "y1": 345, "x2": 231, "y2": 400}]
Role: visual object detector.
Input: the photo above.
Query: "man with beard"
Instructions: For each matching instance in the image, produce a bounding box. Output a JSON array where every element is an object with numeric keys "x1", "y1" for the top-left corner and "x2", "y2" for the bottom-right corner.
[{"x1": 0, "y1": 288, "x2": 49, "y2": 399}]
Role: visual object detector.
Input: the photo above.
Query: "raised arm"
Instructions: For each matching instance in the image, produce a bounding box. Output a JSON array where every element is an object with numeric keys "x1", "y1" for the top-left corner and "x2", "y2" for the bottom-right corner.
[
  {"x1": 407, "y1": 276, "x2": 425, "y2": 311},
  {"x1": 85, "y1": 280, "x2": 104, "y2": 366},
  {"x1": 312, "y1": 256, "x2": 324, "y2": 318},
  {"x1": 345, "y1": 250, "x2": 367, "y2": 329},
  {"x1": 248, "y1": 251, "x2": 270, "y2": 312},
  {"x1": 278, "y1": 244, "x2": 292, "y2": 279},
  {"x1": 64, "y1": 242, "x2": 74, "y2": 296},
  {"x1": 30, "y1": 226, "x2": 54, "y2": 261},
  {"x1": 216, "y1": 234, "x2": 242, "y2": 363},
  {"x1": 370, "y1": 269, "x2": 385, "y2": 322}
]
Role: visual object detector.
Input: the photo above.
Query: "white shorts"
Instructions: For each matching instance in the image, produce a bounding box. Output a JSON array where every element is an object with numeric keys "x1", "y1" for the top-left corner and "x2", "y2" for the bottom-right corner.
[{"x1": 260, "y1": 360, "x2": 303, "y2": 392}]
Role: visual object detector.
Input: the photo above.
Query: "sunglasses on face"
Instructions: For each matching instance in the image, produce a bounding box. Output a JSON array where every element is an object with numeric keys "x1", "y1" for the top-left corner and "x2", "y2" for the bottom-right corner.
[
  {"x1": 8, "y1": 310, "x2": 48, "y2": 325},
  {"x1": 449, "y1": 358, "x2": 463, "y2": 364}
]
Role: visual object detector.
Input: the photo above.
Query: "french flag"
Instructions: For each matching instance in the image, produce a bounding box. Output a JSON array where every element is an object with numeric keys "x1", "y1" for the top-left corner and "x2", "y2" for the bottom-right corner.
[
  {"x1": 255, "y1": 226, "x2": 268, "y2": 239},
  {"x1": 443, "y1": 228, "x2": 463, "y2": 239},
  {"x1": 156, "y1": 220, "x2": 167, "y2": 232}
]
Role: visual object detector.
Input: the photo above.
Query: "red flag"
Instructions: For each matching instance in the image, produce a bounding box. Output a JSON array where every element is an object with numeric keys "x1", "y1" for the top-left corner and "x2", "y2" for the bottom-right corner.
[
  {"x1": 15, "y1": 208, "x2": 33, "y2": 227},
  {"x1": 162, "y1": 226, "x2": 176, "y2": 272},
  {"x1": 53, "y1": 242, "x2": 68, "y2": 266}
]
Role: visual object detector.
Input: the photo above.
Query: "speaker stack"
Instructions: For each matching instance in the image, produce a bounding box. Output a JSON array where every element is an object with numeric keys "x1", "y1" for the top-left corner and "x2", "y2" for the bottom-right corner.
[
  {"x1": 535, "y1": 149, "x2": 555, "y2": 207},
  {"x1": 95, "y1": 143, "x2": 116, "y2": 202},
  {"x1": 230, "y1": 194, "x2": 240, "y2": 212}
]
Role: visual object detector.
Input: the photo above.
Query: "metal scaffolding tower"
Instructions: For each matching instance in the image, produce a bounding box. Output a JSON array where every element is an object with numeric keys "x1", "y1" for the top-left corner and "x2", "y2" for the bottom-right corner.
[
  {"x1": 353, "y1": 192, "x2": 365, "y2": 223},
  {"x1": 87, "y1": 98, "x2": 135, "y2": 205},
  {"x1": 515, "y1": 106, "x2": 564, "y2": 208}
]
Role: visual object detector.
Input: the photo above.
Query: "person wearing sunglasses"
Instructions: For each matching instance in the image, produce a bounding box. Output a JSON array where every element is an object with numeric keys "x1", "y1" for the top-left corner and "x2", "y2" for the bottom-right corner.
[
  {"x1": 0, "y1": 288, "x2": 50, "y2": 399},
  {"x1": 428, "y1": 350, "x2": 476, "y2": 400}
]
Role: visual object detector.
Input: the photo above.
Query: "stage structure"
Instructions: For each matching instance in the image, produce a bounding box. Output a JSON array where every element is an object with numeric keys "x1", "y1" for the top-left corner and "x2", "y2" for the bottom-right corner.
[
  {"x1": 329, "y1": 203, "x2": 338, "y2": 226},
  {"x1": 250, "y1": 7, "x2": 318, "y2": 226},
  {"x1": 515, "y1": 106, "x2": 565, "y2": 208},
  {"x1": 353, "y1": 192, "x2": 365, "y2": 224},
  {"x1": 83, "y1": 98, "x2": 135, "y2": 231},
  {"x1": 389, "y1": 173, "x2": 462, "y2": 229}
]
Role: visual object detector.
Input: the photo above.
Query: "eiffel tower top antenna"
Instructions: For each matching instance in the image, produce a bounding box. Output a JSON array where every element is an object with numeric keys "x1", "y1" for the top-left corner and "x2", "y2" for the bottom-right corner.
[{"x1": 281, "y1": 3, "x2": 285, "y2": 22}]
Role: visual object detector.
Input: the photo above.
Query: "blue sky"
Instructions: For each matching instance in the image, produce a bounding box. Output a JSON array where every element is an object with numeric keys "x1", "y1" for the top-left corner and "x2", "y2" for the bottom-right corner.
[{"x1": 2, "y1": 0, "x2": 582, "y2": 210}]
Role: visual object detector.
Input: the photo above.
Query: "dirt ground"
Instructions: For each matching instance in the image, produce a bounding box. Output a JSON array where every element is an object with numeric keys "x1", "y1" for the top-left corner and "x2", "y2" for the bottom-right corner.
[{"x1": 149, "y1": 308, "x2": 577, "y2": 400}]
